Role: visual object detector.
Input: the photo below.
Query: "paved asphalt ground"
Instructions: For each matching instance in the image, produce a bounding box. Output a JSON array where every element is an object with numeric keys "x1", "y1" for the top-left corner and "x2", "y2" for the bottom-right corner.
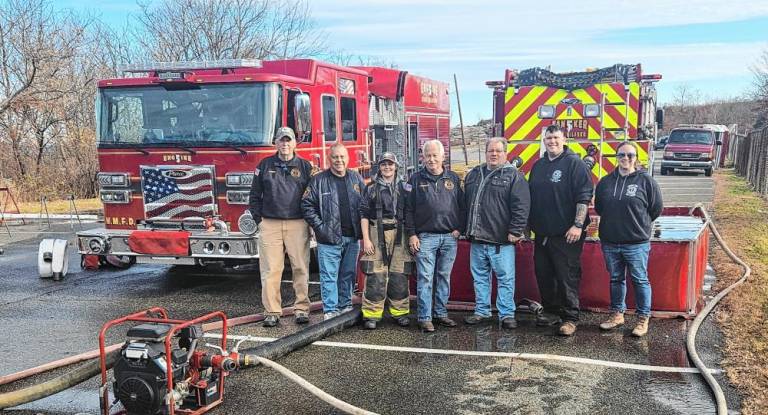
[{"x1": 0, "y1": 156, "x2": 739, "y2": 415}]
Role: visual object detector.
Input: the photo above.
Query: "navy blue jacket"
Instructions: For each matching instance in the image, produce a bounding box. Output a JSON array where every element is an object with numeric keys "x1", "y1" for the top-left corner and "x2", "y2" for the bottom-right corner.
[
  {"x1": 404, "y1": 168, "x2": 466, "y2": 236},
  {"x1": 302, "y1": 170, "x2": 365, "y2": 244},
  {"x1": 595, "y1": 169, "x2": 663, "y2": 244},
  {"x1": 248, "y1": 153, "x2": 313, "y2": 222}
]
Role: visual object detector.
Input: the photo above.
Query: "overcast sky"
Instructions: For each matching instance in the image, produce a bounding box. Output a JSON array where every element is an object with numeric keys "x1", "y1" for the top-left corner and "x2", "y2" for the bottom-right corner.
[{"x1": 75, "y1": 0, "x2": 768, "y2": 125}]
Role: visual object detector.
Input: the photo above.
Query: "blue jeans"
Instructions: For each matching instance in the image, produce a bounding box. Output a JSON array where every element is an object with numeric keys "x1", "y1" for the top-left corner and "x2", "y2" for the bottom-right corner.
[
  {"x1": 470, "y1": 242, "x2": 516, "y2": 320},
  {"x1": 317, "y1": 237, "x2": 360, "y2": 314},
  {"x1": 601, "y1": 241, "x2": 652, "y2": 317},
  {"x1": 415, "y1": 232, "x2": 458, "y2": 322}
]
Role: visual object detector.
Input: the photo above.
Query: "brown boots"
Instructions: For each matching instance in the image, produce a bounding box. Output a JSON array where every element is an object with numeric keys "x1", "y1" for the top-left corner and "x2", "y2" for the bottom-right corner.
[
  {"x1": 599, "y1": 312, "x2": 649, "y2": 337},
  {"x1": 632, "y1": 316, "x2": 649, "y2": 337},
  {"x1": 599, "y1": 312, "x2": 625, "y2": 330}
]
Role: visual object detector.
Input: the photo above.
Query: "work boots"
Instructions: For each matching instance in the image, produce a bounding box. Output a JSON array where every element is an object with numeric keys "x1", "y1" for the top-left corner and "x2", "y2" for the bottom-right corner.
[
  {"x1": 599, "y1": 312, "x2": 625, "y2": 330},
  {"x1": 363, "y1": 319, "x2": 378, "y2": 330},
  {"x1": 558, "y1": 321, "x2": 577, "y2": 336},
  {"x1": 263, "y1": 315, "x2": 279, "y2": 327},
  {"x1": 632, "y1": 316, "x2": 650, "y2": 337}
]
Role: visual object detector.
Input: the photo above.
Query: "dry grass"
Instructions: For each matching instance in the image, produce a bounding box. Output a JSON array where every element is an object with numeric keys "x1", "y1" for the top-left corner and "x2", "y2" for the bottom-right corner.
[
  {"x1": 12, "y1": 197, "x2": 102, "y2": 214},
  {"x1": 711, "y1": 170, "x2": 768, "y2": 415}
]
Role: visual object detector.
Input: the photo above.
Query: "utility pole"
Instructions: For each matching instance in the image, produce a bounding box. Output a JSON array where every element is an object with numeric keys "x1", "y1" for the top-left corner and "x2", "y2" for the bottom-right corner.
[{"x1": 453, "y1": 74, "x2": 469, "y2": 165}]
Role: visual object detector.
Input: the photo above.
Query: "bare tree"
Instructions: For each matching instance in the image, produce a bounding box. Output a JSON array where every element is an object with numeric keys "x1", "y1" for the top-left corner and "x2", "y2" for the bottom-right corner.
[
  {"x1": 751, "y1": 47, "x2": 768, "y2": 129},
  {"x1": 133, "y1": 0, "x2": 327, "y2": 61}
]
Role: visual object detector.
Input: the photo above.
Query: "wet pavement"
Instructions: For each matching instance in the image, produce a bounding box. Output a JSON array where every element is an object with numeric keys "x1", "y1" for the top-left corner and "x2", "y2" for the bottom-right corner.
[{"x1": 0, "y1": 222, "x2": 741, "y2": 414}]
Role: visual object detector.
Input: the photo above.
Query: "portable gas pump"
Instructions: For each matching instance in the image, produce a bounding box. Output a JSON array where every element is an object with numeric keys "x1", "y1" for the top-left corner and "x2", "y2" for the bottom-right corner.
[{"x1": 99, "y1": 308, "x2": 248, "y2": 415}]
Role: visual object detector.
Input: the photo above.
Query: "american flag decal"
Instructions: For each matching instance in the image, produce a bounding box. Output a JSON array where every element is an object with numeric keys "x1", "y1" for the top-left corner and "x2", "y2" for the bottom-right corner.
[{"x1": 140, "y1": 165, "x2": 216, "y2": 220}]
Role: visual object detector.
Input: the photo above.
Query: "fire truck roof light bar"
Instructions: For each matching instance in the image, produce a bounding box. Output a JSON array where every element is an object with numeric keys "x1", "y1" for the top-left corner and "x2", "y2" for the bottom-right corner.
[{"x1": 119, "y1": 59, "x2": 263, "y2": 74}]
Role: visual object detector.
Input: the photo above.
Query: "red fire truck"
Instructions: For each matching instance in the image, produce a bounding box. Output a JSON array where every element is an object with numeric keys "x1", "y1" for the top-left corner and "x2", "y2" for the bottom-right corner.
[
  {"x1": 486, "y1": 64, "x2": 663, "y2": 181},
  {"x1": 77, "y1": 59, "x2": 449, "y2": 268}
]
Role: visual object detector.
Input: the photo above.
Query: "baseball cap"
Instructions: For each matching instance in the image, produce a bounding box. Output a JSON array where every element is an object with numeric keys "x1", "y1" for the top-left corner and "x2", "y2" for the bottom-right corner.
[
  {"x1": 377, "y1": 152, "x2": 399, "y2": 165},
  {"x1": 274, "y1": 127, "x2": 296, "y2": 142}
]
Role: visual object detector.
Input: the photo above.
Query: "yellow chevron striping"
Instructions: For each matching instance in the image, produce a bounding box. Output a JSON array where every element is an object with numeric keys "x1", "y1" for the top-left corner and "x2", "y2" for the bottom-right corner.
[
  {"x1": 513, "y1": 89, "x2": 568, "y2": 139},
  {"x1": 571, "y1": 89, "x2": 598, "y2": 104},
  {"x1": 504, "y1": 86, "x2": 547, "y2": 131},
  {"x1": 505, "y1": 87, "x2": 516, "y2": 104},
  {"x1": 600, "y1": 83, "x2": 638, "y2": 129}
]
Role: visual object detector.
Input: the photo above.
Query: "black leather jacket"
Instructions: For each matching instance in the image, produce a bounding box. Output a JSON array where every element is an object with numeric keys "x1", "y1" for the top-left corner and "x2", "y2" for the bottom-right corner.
[
  {"x1": 302, "y1": 169, "x2": 365, "y2": 244},
  {"x1": 464, "y1": 163, "x2": 530, "y2": 244}
]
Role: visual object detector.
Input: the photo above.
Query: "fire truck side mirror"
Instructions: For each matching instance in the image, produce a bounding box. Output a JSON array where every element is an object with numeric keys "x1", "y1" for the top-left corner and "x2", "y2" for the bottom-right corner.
[
  {"x1": 656, "y1": 108, "x2": 664, "y2": 130},
  {"x1": 294, "y1": 93, "x2": 312, "y2": 142}
]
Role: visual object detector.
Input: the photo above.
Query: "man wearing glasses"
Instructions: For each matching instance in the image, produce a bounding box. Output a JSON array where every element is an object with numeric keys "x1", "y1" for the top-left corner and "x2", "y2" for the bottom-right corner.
[
  {"x1": 463, "y1": 137, "x2": 530, "y2": 329},
  {"x1": 528, "y1": 124, "x2": 594, "y2": 336}
]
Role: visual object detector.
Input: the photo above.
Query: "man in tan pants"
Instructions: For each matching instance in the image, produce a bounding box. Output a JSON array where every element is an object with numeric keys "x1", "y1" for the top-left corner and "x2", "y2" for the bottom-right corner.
[{"x1": 248, "y1": 127, "x2": 314, "y2": 327}]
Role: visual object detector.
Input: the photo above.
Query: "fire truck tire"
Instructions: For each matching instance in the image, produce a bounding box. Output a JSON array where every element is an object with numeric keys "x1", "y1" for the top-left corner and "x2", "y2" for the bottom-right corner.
[
  {"x1": 704, "y1": 168, "x2": 713, "y2": 177},
  {"x1": 104, "y1": 255, "x2": 136, "y2": 268}
]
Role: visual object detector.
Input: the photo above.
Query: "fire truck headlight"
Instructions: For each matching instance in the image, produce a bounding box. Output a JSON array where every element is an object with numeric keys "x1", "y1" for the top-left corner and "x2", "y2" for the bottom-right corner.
[
  {"x1": 100, "y1": 190, "x2": 131, "y2": 204},
  {"x1": 584, "y1": 104, "x2": 601, "y2": 117},
  {"x1": 225, "y1": 173, "x2": 254, "y2": 187},
  {"x1": 238, "y1": 211, "x2": 258, "y2": 236},
  {"x1": 538, "y1": 105, "x2": 555, "y2": 119},
  {"x1": 203, "y1": 241, "x2": 215, "y2": 254},
  {"x1": 226, "y1": 191, "x2": 250, "y2": 205}
]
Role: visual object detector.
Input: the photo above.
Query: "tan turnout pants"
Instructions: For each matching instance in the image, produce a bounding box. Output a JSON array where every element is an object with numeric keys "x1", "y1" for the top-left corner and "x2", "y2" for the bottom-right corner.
[
  {"x1": 360, "y1": 220, "x2": 413, "y2": 320},
  {"x1": 258, "y1": 218, "x2": 311, "y2": 316}
]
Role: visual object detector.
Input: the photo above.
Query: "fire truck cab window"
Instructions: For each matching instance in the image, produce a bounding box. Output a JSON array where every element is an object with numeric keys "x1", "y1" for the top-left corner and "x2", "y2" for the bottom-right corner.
[
  {"x1": 98, "y1": 83, "x2": 281, "y2": 148},
  {"x1": 322, "y1": 95, "x2": 337, "y2": 141},
  {"x1": 340, "y1": 97, "x2": 356, "y2": 141}
]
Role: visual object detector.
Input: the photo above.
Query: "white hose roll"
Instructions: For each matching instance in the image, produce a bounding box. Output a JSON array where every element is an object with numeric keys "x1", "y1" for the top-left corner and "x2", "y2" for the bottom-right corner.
[
  {"x1": 51, "y1": 239, "x2": 69, "y2": 278},
  {"x1": 38, "y1": 239, "x2": 69, "y2": 279},
  {"x1": 38, "y1": 239, "x2": 55, "y2": 279}
]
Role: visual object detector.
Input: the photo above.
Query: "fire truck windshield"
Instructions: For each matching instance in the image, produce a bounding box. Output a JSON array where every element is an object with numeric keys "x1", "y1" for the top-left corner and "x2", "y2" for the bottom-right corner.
[
  {"x1": 97, "y1": 82, "x2": 281, "y2": 147},
  {"x1": 668, "y1": 130, "x2": 713, "y2": 145}
]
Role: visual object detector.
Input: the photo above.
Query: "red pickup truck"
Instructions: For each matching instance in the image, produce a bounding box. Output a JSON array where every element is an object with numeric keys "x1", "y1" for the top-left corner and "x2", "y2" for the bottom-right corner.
[{"x1": 660, "y1": 126, "x2": 724, "y2": 176}]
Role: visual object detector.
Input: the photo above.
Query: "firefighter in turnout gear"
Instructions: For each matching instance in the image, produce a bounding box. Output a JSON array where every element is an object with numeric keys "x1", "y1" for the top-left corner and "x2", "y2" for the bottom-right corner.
[{"x1": 359, "y1": 153, "x2": 414, "y2": 329}]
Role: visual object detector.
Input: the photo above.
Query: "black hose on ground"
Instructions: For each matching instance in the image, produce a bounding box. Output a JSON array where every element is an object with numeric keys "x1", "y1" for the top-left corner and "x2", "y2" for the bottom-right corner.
[
  {"x1": 239, "y1": 306, "x2": 361, "y2": 364},
  {"x1": 0, "y1": 349, "x2": 120, "y2": 410}
]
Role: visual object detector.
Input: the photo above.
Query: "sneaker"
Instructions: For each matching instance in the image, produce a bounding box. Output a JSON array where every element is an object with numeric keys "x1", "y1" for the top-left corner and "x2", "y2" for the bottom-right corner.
[
  {"x1": 263, "y1": 315, "x2": 279, "y2": 327},
  {"x1": 464, "y1": 314, "x2": 493, "y2": 325},
  {"x1": 363, "y1": 319, "x2": 378, "y2": 330},
  {"x1": 558, "y1": 321, "x2": 577, "y2": 336},
  {"x1": 632, "y1": 316, "x2": 650, "y2": 337},
  {"x1": 323, "y1": 311, "x2": 339, "y2": 321},
  {"x1": 419, "y1": 321, "x2": 435, "y2": 332},
  {"x1": 599, "y1": 312, "x2": 625, "y2": 331},
  {"x1": 434, "y1": 316, "x2": 457, "y2": 327},
  {"x1": 340, "y1": 306, "x2": 354, "y2": 313},
  {"x1": 536, "y1": 314, "x2": 562, "y2": 327},
  {"x1": 295, "y1": 311, "x2": 310, "y2": 325},
  {"x1": 501, "y1": 317, "x2": 518, "y2": 329},
  {"x1": 395, "y1": 316, "x2": 410, "y2": 327}
]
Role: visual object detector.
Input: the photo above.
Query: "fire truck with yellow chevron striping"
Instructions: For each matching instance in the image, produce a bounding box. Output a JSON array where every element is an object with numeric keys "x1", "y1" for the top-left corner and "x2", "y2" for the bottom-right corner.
[{"x1": 486, "y1": 64, "x2": 663, "y2": 181}]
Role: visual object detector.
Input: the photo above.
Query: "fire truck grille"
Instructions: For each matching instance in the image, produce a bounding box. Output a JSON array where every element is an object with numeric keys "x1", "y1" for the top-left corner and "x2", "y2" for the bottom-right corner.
[{"x1": 139, "y1": 165, "x2": 216, "y2": 221}]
